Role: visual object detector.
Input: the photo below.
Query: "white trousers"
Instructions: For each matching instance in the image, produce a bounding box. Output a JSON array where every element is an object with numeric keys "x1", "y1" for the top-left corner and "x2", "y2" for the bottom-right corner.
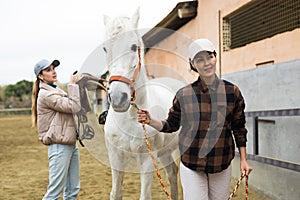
[{"x1": 180, "y1": 162, "x2": 231, "y2": 200}]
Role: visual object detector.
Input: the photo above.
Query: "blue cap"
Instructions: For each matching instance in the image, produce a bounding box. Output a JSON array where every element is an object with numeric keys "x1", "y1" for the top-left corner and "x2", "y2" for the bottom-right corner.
[{"x1": 34, "y1": 59, "x2": 60, "y2": 77}]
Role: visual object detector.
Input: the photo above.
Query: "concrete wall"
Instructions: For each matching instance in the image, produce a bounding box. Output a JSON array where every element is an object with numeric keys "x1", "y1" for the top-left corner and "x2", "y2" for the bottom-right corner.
[
  {"x1": 223, "y1": 59, "x2": 300, "y2": 199},
  {"x1": 222, "y1": 59, "x2": 300, "y2": 111}
]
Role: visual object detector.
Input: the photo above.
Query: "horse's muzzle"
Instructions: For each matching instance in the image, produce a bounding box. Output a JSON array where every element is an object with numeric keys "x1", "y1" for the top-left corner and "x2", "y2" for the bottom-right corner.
[{"x1": 108, "y1": 92, "x2": 130, "y2": 112}]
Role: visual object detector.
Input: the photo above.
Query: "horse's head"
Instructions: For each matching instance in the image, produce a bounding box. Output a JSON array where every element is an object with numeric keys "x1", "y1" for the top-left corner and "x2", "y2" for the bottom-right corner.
[{"x1": 103, "y1": 8, "x2": 146, "y2": 112}]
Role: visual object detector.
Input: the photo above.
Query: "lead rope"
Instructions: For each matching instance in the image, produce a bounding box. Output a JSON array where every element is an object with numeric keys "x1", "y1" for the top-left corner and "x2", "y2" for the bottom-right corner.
[
  {"x1": 131, "y1": 103, "x2": 172, "y2": 200},
  {"x1": 142, "y1": 122, "x2": 172, "y2": 200},
  {"x1": 228, "y1": 172, "x2": 249, "y2": 200}
]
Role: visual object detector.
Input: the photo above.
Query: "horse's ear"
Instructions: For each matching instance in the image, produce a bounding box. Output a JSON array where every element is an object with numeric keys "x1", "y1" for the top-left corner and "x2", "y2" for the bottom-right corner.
[
  {"x1": 131, "y1": 7, "x2": 140, "y2": 28},
  {"x1": 103, "y1": 15, "x2": 111, "y2": 26}
]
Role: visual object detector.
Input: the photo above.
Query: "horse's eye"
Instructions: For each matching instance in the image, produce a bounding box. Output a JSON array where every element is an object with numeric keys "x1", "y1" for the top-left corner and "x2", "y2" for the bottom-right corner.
[
  {"x1": 103, "y1": 47, "x2": 107, "y2": 53},
  {"x1": 131, "y1": 44, "x2": 137, "y2": 52}
]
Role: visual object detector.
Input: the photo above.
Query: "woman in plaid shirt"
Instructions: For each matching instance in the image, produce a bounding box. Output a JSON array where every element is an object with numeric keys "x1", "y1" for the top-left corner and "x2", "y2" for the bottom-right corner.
[{"x1": 137, "y1": 38, "x2": 252, "y2": 200}]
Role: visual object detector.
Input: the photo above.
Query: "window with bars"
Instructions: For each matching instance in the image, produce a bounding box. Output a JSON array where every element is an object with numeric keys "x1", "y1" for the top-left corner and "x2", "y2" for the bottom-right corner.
[{"x1": 223, "y1": 0, "x2": 300, "y2": 52}]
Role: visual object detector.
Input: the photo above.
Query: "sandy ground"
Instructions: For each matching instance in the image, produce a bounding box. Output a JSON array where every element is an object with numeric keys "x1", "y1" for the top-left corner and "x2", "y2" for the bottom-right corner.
[{"x1": 0, "y1": 115, "x2": 269, "y2": 200}]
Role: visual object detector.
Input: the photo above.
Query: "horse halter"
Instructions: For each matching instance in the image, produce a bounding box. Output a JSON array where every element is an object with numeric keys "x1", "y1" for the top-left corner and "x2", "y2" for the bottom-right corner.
[{"x1": 108, "y1": 46, "x2": 142, "y2": 102}]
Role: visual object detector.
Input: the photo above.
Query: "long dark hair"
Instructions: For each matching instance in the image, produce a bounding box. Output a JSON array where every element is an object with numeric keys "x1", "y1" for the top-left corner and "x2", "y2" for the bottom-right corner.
[{"x1": 31, "y1": 78, "x2": 40, "y2": 129}]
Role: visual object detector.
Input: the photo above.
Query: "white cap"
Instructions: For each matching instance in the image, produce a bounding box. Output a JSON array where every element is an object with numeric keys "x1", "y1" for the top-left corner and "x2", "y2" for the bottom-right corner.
[{"x1": 188, "y1": 38, "x2": 216, "y2": 61}]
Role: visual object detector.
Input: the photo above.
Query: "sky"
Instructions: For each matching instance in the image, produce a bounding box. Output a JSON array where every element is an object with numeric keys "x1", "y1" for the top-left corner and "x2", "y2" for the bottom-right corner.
[{"x1": 0, "y1": 0, "x2": 181, "y2": 86}]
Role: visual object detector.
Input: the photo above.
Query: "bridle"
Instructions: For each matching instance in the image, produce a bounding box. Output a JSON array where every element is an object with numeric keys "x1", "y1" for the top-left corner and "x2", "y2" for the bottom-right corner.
[{"x1": 108, "y1": 45, "x2": 142, "y2": 102}]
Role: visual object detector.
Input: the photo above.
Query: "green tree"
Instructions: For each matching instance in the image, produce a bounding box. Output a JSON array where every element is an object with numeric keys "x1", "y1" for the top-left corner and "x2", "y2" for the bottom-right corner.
[{"x1": 4, "y1": 80, "x2": 33, "y2": 101}]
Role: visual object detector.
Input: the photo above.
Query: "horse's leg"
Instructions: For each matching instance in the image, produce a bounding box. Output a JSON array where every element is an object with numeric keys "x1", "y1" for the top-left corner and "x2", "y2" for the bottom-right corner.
[
  {"x1": 139, "y1": 171, "x2": 154, "y2": 200},
  {"x1": 110, "y1": 168, "x2": 125, "y2": 200},
  {"x1": 107, "y1": 142, "x2": 127, "y2": 200},
  {"x1": 136, "y1": 155, "x2": 154, "y2": 200},
  {"x1": 165, "y1": 161, "x2": 179, "y2": 200},
  {"x1": 159, "y1": 155, "x2": 179, "y2": 200}
]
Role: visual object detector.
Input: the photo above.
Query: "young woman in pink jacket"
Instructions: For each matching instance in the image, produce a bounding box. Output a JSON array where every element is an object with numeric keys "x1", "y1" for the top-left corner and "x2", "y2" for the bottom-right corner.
[{"x1": 31, "y1": 59, "x2": 81, "y2": 200}]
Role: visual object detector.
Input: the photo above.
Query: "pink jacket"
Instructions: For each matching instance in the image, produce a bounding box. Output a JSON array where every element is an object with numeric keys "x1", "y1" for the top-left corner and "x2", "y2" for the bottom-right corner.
[{"x1": 37, "y1": 81, "x2": 81, "y2": 145}]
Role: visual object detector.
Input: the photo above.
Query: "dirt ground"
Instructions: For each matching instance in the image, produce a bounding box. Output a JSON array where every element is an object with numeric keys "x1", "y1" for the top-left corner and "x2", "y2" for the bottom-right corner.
[{"x1": 0, "y1": 115, "x2": 270, "y2": 200}]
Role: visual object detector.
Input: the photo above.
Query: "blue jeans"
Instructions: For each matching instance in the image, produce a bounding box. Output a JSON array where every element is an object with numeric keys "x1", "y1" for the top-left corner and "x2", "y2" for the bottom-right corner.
[{"x1": 43, "y1": 143, "x2": 80, "y2": 200}]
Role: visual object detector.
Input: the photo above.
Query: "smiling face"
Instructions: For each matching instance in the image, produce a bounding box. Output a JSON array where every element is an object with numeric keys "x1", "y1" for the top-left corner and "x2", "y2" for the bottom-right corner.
[
  {"x1": 191, "y1": 51, "x2": 217, "y2": 83},
  {"x1": 38, "y1": 65, "x2": 57, "y2": 84}
]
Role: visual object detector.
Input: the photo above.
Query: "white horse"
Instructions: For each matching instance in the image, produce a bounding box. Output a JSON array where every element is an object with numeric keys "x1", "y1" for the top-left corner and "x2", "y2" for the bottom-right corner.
[{"x1": 102, "y1": 8, "x2": 182, "y2": 200}]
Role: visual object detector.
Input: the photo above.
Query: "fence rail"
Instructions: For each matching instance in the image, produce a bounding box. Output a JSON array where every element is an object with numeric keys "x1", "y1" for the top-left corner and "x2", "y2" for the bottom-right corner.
[{"x1": 0, "y1": 108, "x2": 31, "y2": 115}]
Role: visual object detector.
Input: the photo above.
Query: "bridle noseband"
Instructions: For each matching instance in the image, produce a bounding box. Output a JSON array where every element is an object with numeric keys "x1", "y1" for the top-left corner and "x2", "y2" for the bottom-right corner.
[{"x1": 108, "y1": 46, "x2": 141, "y2": 102}]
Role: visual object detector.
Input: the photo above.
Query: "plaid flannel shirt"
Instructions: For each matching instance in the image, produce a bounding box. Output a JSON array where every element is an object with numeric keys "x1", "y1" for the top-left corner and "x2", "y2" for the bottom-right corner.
[{"x1": 161, "y1": 75, "x2": 247, "y2": 173}]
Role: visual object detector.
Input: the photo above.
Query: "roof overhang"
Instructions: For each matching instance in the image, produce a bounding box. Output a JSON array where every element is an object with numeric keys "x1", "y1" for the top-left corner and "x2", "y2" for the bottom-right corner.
[{"x1": 142, "y1": 0, "x2": 198, "y2": 52}]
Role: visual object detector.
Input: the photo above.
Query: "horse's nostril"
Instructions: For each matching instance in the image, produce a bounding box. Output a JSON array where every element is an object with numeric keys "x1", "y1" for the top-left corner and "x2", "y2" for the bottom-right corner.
[
  {"x1": 108, "y1": 92, "x2": 128, "y2": 105},
  {"x1": 120, "y1": 92, "x2": 128, "y2": 103}
]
